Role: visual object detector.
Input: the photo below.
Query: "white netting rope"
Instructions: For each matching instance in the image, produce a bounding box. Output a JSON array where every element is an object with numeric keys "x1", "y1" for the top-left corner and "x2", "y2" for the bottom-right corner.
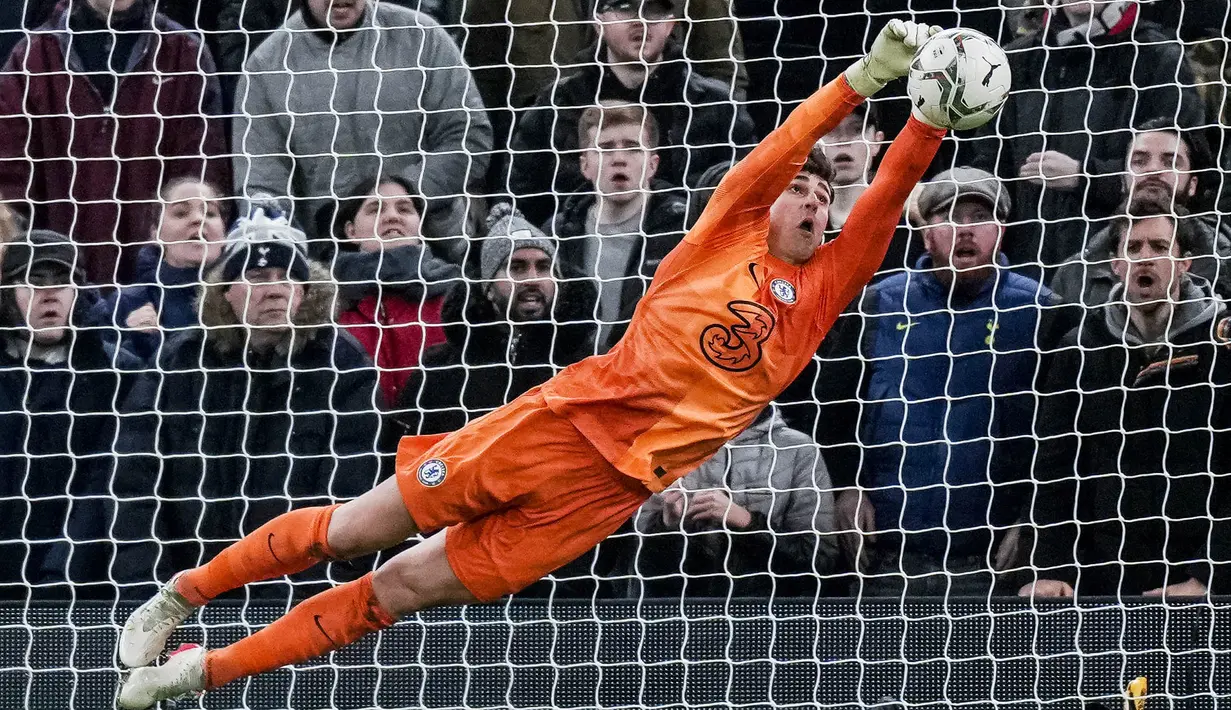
[{"x1": 0, "y1": 1, "x2": 1228, "y2": 708}]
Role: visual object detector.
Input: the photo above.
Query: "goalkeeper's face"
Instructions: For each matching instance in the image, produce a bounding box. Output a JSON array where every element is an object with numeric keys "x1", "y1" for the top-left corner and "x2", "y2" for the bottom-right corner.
[
  {"x1": 767, "y1": 173, "x2": 831, "y2": 265},
  {"x1": 12, "y1": 266, "x2": 74, "y2": 346},
  {"x1": 1112, "y1": 216, "x2": 1191, "y2": 307}
]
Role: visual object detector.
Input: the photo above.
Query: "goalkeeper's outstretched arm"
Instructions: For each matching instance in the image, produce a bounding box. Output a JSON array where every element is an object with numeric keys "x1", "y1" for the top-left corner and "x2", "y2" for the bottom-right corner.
[{"x1": 689, "y1": 20, "x2": 939, "y2": 245}]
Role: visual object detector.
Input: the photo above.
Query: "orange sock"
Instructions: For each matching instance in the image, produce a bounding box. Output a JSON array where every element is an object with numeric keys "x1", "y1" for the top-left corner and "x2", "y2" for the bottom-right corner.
[
  {"x1": 203, "y1": 572, "x2": 396, "y2": 690},
  {"x1": 175, "y1": 505, "x2": 340, "y2": 606}
]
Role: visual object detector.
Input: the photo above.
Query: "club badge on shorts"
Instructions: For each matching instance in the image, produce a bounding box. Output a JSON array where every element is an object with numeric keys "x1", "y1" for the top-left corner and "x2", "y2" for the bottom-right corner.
[
  {"x1": 417, "y1": 459, "x2": 447, "y2": 487},
  {"x1": 770, "y1": 278, "x2": 797, "y2": 305}
]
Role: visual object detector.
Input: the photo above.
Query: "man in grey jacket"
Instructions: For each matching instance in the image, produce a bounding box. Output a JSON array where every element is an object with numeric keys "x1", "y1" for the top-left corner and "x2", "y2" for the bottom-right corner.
[
  {"x1": 233, "y1": 0, "x2": 492, "y2": 254},
  {"x1": 627, "y1": 406, "x2": 837, "y2": 598}
]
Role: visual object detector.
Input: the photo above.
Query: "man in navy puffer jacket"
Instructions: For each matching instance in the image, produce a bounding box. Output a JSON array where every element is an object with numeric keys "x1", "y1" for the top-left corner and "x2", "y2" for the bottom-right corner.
[{"x1": 833, "y1": 168, "x2": 1065, "y2": 597}]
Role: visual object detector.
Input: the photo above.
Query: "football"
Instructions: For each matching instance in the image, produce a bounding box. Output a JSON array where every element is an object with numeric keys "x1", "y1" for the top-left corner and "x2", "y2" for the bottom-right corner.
[{"x1": 907, "y1": 28, "x2": 1011, "y2": 131}]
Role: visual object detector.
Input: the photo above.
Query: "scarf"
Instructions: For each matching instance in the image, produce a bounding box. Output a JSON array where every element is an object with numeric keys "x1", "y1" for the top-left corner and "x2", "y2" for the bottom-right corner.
[{"x1": 1049, "y1": 1, "x2": 1138, "y2": 46}]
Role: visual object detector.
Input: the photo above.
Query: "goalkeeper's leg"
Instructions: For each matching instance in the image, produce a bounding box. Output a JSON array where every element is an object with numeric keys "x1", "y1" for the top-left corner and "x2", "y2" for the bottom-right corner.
[
  {"x1": 119, "y1": 472, "x2": 423, "y2": 669},
  {"x1": 117, "y1": 530, "x2": 475, "y2": 709}
]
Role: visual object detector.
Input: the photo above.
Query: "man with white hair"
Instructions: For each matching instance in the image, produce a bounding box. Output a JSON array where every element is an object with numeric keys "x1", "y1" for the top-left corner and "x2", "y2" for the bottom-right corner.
[{"x1": 112, "y1": 212, "x2": 383, "y2": 600}]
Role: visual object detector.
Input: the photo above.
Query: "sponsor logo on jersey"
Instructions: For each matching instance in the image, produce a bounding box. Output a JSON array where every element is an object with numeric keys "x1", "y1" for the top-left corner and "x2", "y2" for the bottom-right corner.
[
  {"x1": 769, "y1": 278, "x2": 797, "y2": 305},
  {"x1": 417, "y1": 458, "x2": 447, "y2": 487},
  {"x1": 700, "y1": 300, "x2": 776, "y2": 372}
]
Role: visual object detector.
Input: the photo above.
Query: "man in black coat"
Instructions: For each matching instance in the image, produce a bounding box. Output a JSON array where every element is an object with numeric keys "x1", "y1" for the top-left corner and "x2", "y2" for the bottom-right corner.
[
  {"x1": 1021, "y1": 198, "x2": 1231, "y2": 598},
  {"x1": 963, "y1": 1, "x2": 1203, "y2": 275},
  {"x1": 0, "y1": 230, "x2": 141, "y2": 598},
  {"x1": 547, "y1": 103, "x2": 688, "y2": 351},
  {"x1": 113, "y1": 212, "x2": 383, "y2": 600},
  {"x1": 398, "y1": 207, "x2": 598, "y2": 436},
  {"x1": 505, "y1": 0, "x2": 755, "y2": 225}
]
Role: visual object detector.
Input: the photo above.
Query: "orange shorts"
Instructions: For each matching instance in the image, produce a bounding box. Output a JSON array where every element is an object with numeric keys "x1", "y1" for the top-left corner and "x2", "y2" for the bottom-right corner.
[{"x1": 394, "y1": 388, "x2": 651, "y2": 602}]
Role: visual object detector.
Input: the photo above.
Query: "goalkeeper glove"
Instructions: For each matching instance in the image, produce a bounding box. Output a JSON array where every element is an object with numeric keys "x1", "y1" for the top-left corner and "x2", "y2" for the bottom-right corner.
[{"x1": 845, "y1": 19, "x2": 941, "y2": 98}]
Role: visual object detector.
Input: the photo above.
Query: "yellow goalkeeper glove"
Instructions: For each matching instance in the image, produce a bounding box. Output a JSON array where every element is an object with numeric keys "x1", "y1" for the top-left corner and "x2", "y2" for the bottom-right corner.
[{"x1": 845, "y1": 19, "x2": 941, "y2": 98}]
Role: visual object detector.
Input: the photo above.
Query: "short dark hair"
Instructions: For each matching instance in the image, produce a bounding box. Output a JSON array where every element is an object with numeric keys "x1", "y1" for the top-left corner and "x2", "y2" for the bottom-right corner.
[
  {"x1": 1129, "y1": 117, "x2": 1217, "y2": 210},
  {"x1": 329, "y1": 174, "x2": 425, "y2": 242},
  {"x1": 1107, "y1": 196, "x2": 1197, "y2": 257},
  {"x1": 849, "y1": 99, "x2": 882, "y2": 131},
  {"x1": 801, "y1": 144, "x2": 835, "y2": 188}
]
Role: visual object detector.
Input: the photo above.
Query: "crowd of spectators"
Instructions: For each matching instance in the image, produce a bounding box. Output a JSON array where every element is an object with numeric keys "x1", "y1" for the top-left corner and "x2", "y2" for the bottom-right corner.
[{"x1": 0, "y1": 0, "x2": 1229, "y2": 603}]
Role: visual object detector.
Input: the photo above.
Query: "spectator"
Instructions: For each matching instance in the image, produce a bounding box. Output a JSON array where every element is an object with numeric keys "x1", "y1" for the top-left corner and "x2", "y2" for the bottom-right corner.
[
  {"x1": 397, "y1": 205, "x2": 597, "y2": 436},
  {"x1": 549, "y1": 103, "x2": 687, "y2": 351},
  {"x1": 234, "y1": 0, "x2": 492, "y2": 256},
  {"x1": 628, "y1": 405, "x2": 837, "y2": 598},
  {"x1": 1022, "y1": 198, "x2": 1231, "y2": 598},
  {"x1": 93, "y1": 178, "x2": 229, "y2": 362},
  {"x1": 0, "y1": 0, "x2": 230, "y2": 286},
  {"x1": 964, "y1": 0, "x2": 1203, "y2": 274},
  {"x1": 816, "y1": 99, "x2": 923, "y2": 277},
  {"x1": 0, "y1": 230, "x2": 140, "y2": 597},
  {"x1": 328, "y1": 175, "x2": 461, "y2": 407},
  {"x1": 113, "y1": 212, "x2": 382, "y2": 599},
  {"x1": 506, "y1": 0, "x2": 755, "y2": 225},
  {"x1": 833, "y1": 168, "x2": 1058, "y2": 596},
  {"x1": 1052, "y1": 121, "x2": 1231, "y2": 306},
  {"x1": 0, "y1": 0, "x2": 55, "y2": 61}
]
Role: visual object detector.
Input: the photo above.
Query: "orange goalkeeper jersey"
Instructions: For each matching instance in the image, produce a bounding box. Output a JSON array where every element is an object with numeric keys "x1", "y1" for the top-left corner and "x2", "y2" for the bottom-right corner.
[{"x1": 541, "y1": 75, "x2": 946, "y2": 492}]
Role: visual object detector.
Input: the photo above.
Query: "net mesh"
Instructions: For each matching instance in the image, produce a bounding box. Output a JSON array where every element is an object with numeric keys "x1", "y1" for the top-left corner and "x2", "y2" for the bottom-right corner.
[{"x1": 1, "y1": 0, "x2": 1230, "y2": 708}]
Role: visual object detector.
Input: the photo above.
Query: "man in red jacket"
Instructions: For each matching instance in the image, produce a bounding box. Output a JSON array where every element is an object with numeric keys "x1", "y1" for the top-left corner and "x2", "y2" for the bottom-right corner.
[{"x1": 0, "y1": 0, "x2": 230, "y2": 285}]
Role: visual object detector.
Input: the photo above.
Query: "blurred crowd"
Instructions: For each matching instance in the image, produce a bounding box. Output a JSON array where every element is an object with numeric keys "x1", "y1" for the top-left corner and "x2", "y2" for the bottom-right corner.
[{"x1": 0, "y1": 0, "x2": 1229, "y2": 603}]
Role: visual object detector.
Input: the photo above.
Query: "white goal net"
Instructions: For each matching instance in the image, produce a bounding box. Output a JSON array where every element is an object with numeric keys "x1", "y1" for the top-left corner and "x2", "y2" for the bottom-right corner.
[{"x1": 1, "y1": 0, "x2": 1229, "y2": 708}]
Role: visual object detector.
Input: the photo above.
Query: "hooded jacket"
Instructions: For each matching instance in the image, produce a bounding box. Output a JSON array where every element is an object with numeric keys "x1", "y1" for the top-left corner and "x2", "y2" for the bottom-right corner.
[
  {"x1": 333, "y1": 244, "x2": 461, "y2": 406},
  {"x1": 1031, "y1": 274, "x2": 1231, "y2": 595},
  {"x1": 963, "y1": 12, "x2": 1201, "y2": 271},
  {"x1": 0, "y1": 1, "x2": 230, "y2": 285},
  {"x1": 1050, "y1": 214, "x2": 1231, "y2": 307},
  {"x1": 856, "y1": 255, "x2": 1057, "y2": 556},
  {"x1": 549, "y1": 182, "x2": 688, "y2": 349},
  {"x1": 113, "y1": 261, "x2": 383, "y2": 597},
  {"x1": 506, "y1": 46, "x2": 756, "y2": 225},
  {"x1": 630, "y1": 407, "x2": 837, "y2": 598},
  {"x1": 234, "y1": 3, "x2": 491, "y2": 244},
  {"x1": 396, "y1": 264, "x2": 598, "y2": 435},
  {"x1": 92, "y1": 244, "x2": 214, "y2": 362},
  {"x1": 0, "y1": 296, "x2": 142, "y2": 597}
]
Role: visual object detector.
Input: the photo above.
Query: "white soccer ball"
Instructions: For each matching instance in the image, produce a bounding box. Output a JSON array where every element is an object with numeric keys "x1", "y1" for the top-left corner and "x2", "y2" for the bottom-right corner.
[{"x1": 907, "y1": 28, "x2": 1011, "y2": 131}]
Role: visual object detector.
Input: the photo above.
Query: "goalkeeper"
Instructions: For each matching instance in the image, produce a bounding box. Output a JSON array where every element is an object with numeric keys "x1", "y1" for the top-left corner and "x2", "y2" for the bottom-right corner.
[{"x1": 118, "y1": 20, "x2": 946, "y2": 707}]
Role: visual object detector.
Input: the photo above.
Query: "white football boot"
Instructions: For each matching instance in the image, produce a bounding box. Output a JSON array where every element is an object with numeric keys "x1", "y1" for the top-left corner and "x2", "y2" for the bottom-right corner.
[
  {"x1": 117, "y1": 643, "x2": 207, "y2": 710},
  {"x1": 119, "y1": 574, "x2": 200, "y2": 668}
]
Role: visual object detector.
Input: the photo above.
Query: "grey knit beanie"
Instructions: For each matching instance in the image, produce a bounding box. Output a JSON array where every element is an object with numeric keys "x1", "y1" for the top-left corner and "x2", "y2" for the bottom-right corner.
[{"x1": 480, "y1": 203, "x2": 557, "y2": 281}]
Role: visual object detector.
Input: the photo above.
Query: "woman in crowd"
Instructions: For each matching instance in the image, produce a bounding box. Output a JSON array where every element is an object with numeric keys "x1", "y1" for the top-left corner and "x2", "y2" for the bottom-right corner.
[
  {"x1": 96, "y1": 178, "x2": 229, "y2": 362},
  {"x1": 328, "y1": 175, "x2": 460, "y2": 407}
]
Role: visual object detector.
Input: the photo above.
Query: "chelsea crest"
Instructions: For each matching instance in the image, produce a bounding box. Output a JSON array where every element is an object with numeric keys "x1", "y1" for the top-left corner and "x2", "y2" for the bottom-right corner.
[{"x1": 769, "y1": 278, "x2": 797, "y2": 305}]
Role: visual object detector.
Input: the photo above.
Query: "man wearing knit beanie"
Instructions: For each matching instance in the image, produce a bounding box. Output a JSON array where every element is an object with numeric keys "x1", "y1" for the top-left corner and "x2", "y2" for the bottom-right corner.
[{"x1": 479, "y1": 204, "x2": 559, "y2": 322}]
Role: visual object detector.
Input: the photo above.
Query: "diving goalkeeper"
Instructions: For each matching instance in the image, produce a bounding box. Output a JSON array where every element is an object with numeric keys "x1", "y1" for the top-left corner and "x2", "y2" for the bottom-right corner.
[{"x1": 118, "y1": 20, "x2": 946, "y2": 707}]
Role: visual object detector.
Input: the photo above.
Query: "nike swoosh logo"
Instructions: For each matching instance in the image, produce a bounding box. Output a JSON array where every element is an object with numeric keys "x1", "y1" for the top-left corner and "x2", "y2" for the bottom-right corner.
[
  {"x1": 314, "y1": 615, "x2": 338, "y2": 647},
  {"x1": 748, "y1": 262, "x2": 761, "y2": 287},
  {"x1": 267, "y1": 533, "x2": 284, "y2": 564},
  {"x1": 896, "y1": 321, "x2": 915, "y2": 331}
]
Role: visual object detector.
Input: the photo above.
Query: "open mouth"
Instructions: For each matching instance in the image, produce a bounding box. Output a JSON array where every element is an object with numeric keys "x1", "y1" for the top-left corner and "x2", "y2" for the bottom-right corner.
[
  {"x1": 379, "y1": 227, "x2": 405, "y2": 237},
  {"x1": 798, "y1": 218, "x2": 815, "y2": 234},
  {"x1": 1135, "y1": 272, "x2": 1157, "y2": 289}
]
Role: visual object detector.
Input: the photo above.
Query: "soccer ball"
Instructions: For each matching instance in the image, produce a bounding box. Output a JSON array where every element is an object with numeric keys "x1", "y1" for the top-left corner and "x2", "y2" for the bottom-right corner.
[{"x1": 907, "y1": 28, "x2": 1011, "y2": 131}]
